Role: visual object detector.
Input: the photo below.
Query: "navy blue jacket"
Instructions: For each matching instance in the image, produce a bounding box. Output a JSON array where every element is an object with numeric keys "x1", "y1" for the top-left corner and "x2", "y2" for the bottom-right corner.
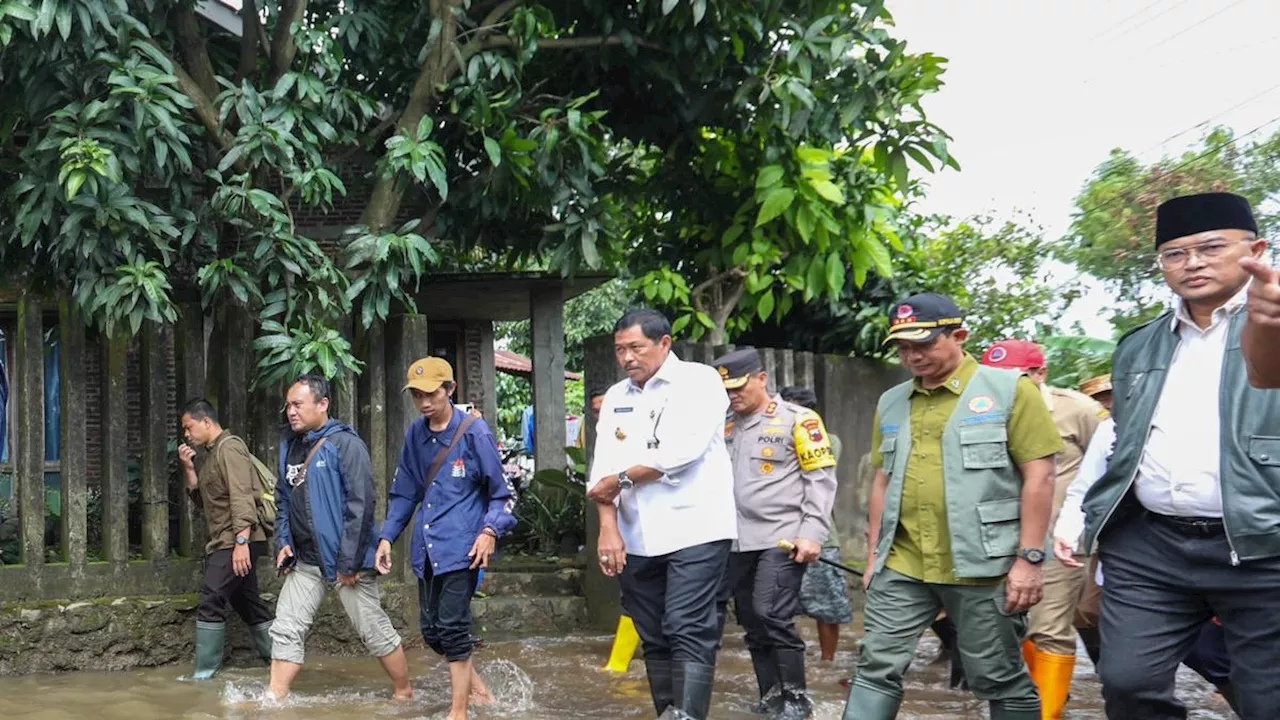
[
  {"x1": 275, "y1": 419, "x2": 378, "y2": 580},
  {"x1": 380, "y1": 408, "x2": 517, "y2": 577}
]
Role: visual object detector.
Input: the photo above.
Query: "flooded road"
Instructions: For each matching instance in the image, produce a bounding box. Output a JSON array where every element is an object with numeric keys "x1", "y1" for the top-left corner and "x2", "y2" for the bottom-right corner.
[{"x1": 0, "y1": 626, "x2": 1233, "y2": 718}]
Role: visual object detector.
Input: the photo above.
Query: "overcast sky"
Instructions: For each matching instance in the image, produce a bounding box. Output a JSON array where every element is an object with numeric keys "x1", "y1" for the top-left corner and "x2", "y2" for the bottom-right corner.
[
  {"x1": 892, "y1": 0, "x2": 1280, "y2": 235},
  {"x1": 890, "y1": 0, "x2": 1280, "y2": 333}
]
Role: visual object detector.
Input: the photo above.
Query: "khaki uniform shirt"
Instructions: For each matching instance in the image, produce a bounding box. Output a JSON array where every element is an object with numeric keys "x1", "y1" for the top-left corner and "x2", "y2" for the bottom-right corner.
[
  {"x1": 1041, "y1": 384, "x2": 1107, "y2": 532},
  {"x1": 725, "y1": 395, "x2": 838, "y2": 552},
  {"x1": 190, "y1": 432, "x2": 266, "y2": 556},
  {"x1": 869, "y1": 355, "x2": 1062, "y2": 585}
]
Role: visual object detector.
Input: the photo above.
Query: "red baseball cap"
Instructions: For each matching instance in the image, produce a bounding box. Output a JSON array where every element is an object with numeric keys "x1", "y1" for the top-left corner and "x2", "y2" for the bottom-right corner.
[{"x1": 980, "y1": 340, "x2": 1045, "y2": 369}]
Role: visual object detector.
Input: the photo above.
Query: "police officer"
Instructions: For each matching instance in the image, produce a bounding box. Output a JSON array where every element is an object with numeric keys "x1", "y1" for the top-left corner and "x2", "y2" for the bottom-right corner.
[
  {"x1": 713, "y1": 348, "x2": 837, "y2": 719},
  {"x1": 845, "y1": 293, "x2": 1062, "y2": 720},
  {"x1": 980, "y1": 340, "x2": 1107, "y2": 720}
]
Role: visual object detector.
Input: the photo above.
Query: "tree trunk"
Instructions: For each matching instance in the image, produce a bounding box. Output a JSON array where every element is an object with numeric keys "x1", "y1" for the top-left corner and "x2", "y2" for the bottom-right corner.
[{"x1": 359, "y1": 0, "x2": 462, "y2": 231}]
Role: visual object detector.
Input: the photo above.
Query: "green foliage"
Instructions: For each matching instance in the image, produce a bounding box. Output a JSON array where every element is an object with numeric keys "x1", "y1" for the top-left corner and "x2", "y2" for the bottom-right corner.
[
  {"x1": 5, "y1": 0, "x2": 941, "y2": 388},
  {"x1": 740, "y1": 213, "x2": 1071, "y2": 358},
  {"x1": 1051, "y1": 126, "x2": 1280, "y2": 335},
  {"x1": 507, "y1": 447, "x2": 586, "y2": 556},
  {"x1": 624, "y1": 2, "x2": 954, "y2": 342},
  {"x1": 1040, "y1": 334, "x2": 1116, "y2": 391}
]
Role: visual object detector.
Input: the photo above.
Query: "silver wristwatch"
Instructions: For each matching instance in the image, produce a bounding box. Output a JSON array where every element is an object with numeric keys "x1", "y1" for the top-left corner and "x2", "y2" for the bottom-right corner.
[{"x1": 617, "y1": 471, "x2": 634, "y2": 490}]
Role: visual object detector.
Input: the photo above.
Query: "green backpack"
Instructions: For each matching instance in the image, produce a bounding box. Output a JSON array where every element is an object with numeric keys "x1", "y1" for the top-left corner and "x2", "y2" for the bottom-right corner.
[{"x1": 246, "y1": 451, "x2": 278, "y2": 536}]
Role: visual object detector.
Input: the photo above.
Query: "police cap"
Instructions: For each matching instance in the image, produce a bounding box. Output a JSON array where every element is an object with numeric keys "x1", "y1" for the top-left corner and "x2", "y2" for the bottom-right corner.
[{"x1": 713, "y1": 347, "x2": 764, "y2": 390}]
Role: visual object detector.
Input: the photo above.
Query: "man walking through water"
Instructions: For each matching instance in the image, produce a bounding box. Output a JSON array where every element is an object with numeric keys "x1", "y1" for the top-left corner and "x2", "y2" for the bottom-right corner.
[
  {"x1": 713, "y1": 348, "x2": 837, "y2": 719},
  {"x1": 267, "y1": 373, "x2": 412, "y2": 701},
  {"x1": 377, "y1": 356, "x2": 516, "y2": 720},
  {"x1": 587, "y1": 309, "x2": 737, "y2": 720},
  {"x1": 844, "y1": 293, "x2": 1061, "y2": 720},
  {"x1": 178, "y1": 399, "x2": 273, "y2": 679},
  {"x1": 1083, "y1": 192, "x2": 1280, "y2": 719}
]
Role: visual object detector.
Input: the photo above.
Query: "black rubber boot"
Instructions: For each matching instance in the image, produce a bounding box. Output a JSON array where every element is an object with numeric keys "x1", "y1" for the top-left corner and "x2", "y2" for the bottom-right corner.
[
  {"x1": 645, "y1": 657, "x2": 675, "y2": 716},
  {"x1": 748, "y1": 649, "x2": 783, "y2": 714},
  {"x1": 1077, "y1": 625, "x2": 1102, "y2": 667},
  {"x1": 774, "y1": 648, "x2": 814, "y2": 720},
  {"x1": 192, "y1": 621, "x2": 226, "y2": 680},
  {"x1": 672, "y1": 661, "x2": 716, "y2": 720},
  {"x1": 249, "y1": 620, "x2": 273, "y2": 663}
]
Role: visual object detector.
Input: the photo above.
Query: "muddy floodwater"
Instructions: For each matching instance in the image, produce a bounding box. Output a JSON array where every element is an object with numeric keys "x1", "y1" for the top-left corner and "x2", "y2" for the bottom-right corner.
[{"x1": 0, "y1": 626, "x2": 1234, "y2": 718}]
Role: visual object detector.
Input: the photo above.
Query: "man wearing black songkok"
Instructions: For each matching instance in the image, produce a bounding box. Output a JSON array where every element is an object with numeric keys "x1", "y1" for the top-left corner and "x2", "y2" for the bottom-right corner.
[{"x1": 1081, "y1": 192, "x2": 1280, "y2": 719}]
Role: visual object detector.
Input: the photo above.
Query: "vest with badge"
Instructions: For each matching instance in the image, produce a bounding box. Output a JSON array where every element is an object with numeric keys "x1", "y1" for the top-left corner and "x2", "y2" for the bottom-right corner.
[{"x1": 874, "y1": 365, "x2": 1023, "y2": 579}]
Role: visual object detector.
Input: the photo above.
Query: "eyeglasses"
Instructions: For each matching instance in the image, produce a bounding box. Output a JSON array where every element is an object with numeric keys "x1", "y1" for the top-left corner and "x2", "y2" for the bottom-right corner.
[{"x1": 1155, "y1": 238, "x2": 1251, "y2": 270}]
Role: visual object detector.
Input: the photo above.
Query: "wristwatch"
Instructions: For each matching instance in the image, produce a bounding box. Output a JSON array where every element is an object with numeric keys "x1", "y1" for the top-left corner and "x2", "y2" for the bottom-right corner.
[
  {"x1": 1018, "y1": 547, "x2": 1045, "y2": 564},
  {"x1": 617, "y1": 471, "x2": 634, "y2": 490},
  {"x1": 235, "y1": 535, "x2": 249, "y2": 546}
]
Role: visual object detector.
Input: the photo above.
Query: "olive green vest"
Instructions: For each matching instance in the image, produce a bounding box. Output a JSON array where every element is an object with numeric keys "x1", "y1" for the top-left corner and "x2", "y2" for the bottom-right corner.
[
  {"x1": 874, "y1": 366, "x2": 1023, "y2": 579},
  {"x1": 1082, "y1": 309, "x2": 1280, "y2": 563}
]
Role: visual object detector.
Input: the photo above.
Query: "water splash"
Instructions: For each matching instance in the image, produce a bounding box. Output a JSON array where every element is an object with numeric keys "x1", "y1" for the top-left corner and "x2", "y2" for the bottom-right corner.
[{"x1": 475, "y1": 659, "x2": 536, "y2": 716}]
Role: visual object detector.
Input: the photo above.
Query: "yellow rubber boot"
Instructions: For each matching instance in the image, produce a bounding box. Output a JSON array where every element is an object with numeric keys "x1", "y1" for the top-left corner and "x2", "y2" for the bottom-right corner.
[
  {"x1": 603, "y1": 614, "x2": 640, "y2": 673},
  {"x1": 1021, "y1": 639, "x2": 1037, "y2": 676},
  {"x1": 1031, "y1": 648, "x2": 1076, "y2": 720}
]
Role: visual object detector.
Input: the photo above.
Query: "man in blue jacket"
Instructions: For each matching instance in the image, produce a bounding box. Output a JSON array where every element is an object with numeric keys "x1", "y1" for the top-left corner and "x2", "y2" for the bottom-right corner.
[
  {"x1": 267, "y1": 373, "x2": 412, "y2": 701},
  {"x1": 377, "y1": 357, "x2": 516, "y2": 720}
]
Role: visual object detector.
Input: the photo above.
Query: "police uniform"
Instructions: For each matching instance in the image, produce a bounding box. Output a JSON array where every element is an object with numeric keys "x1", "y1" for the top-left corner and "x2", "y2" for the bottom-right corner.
[
  {"x1": 844, "y1": 293, "x2": 1063, "y2": 720},
  {"x1": 981, "y1": 340, "x2": 1107, "y2": 720},
  {"x1": 713, "y1": 347, "x2": 837, "y2": 720}
]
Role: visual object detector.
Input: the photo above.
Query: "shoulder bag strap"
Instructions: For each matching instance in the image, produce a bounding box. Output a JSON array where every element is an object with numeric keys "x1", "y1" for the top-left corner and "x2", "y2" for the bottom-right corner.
[{"x1": 424, "y1": 415, "x2": 479, "y2": 491}]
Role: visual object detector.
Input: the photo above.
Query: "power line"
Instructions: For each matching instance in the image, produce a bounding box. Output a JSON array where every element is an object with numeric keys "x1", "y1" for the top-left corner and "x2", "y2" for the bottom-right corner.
[
  {"x1": 1143, "y1": 0, "x2": 1253, "y2": 53},
  {"x1": 1131, "y1": 81, "x2": 1280, "y2": 161},
  {"x1": 1090, "y1": 0, "x2": 1172, "y2": 42}
]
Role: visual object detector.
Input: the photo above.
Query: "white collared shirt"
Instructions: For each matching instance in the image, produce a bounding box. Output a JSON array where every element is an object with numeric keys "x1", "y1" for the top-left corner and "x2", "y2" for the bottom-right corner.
[
  {"x1": 588, "y1": 353, "x2": 738, "y2": 557},
  {"x1": 1053, "y1": 417, "x2": 1115, "y2": 549},
  {"x1": 1133, "y1": 287, "x2": 1248, "y2": 518}
]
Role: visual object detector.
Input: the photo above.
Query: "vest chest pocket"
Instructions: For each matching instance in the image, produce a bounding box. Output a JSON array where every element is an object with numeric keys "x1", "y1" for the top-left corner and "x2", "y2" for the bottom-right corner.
[
  {"x1": 879, "y1": 435, "x2": 897, "y2": 471},
  {"x1": 976, "y1": 497, "x2": 1020, "y2": 558},
  {"x1": 959, "y1": 425, "x2": 1010, "y2": 469},
  {"x1": 1248, "y1": 436, "x2": 1280, "y2": 466}
]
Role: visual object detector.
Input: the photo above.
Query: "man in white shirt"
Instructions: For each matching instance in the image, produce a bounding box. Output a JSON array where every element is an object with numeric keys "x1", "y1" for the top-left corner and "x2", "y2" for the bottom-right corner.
[
  {"x1": 1079, "y1": 192, "x2": 1280, "y2": 719},
  {"x1": 586, "y1": 309, "x2": 737, "y2": 720}
]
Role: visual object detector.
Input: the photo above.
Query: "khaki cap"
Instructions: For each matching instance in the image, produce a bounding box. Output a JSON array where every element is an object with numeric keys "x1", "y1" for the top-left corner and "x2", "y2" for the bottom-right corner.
[
  {"x1": 1079, "y1": 374, "x2": 1112, "y2": 398},
  {"x1": 403, "y1": 356, "x2": 453, "y2": 394}
]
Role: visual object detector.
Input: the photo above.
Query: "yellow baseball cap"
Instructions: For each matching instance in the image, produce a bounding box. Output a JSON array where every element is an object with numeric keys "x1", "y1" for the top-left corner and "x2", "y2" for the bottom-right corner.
[{"x1": 403, "y1": 356, "x2": 454, "y2": 394}]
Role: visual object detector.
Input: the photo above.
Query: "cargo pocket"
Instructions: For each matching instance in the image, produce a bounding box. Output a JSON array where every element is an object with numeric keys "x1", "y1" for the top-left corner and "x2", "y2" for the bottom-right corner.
[
  {"x1": 879, "y1": 435, "x2": 898, "y2": 472},
  {"x1": 977, "y1": 498, "x2": 1020, "y2": 558},
  {"x1": 959, "y1": 425, "x2": 1010, "y2": 469},
  {"x1": 1247, "y1": 436, "x2": 1280, "y2": 466}
]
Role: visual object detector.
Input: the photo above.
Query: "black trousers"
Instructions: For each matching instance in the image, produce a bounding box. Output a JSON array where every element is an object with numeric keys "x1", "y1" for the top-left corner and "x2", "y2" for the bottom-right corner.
[
  {"x1": 717, "y1": 548, "x2": 805, "y2": 653},
  {"x1": 419, "y1": 566, "x2": 479, "y2": 662},
  {"x1": 1182, "y1": 619, "x2": 1231, "y2": 688},
  {"x1": 620, "y1": 539, "x2": 732, "y2": 666},
  {"x1": 197, "y1": 541, "x2": 273, "y2": 625},
  {"x1": 1098, "y1": 511, "x2": 1280, "y2": 720}
]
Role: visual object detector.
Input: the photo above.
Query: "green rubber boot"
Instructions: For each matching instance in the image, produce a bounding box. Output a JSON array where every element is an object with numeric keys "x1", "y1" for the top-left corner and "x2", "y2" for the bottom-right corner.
[
  {"x1": 192, "y1": 621, "x2": 226, "y2": 680},
  {"x1": 841, "y1": 680, "x2": 902, "y2": 720},
  {"x1": 249, "y1": 620, "x2": 273, "y2": 663},
  {"x1": 988, "y1": 698, "x2": 1042, "y2": 720}
]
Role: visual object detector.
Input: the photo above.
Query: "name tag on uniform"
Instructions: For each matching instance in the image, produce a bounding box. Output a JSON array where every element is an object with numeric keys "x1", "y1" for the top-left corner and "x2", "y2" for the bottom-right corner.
[{"x1": 614, "y1": 407, "x2": 634, "y2": 413}]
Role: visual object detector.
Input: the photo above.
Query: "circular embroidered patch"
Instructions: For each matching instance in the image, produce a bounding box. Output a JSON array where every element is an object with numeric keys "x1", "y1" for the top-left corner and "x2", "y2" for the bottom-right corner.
[
  {"x1": 761, "y1": 462, "x2": 774, "y2": 474},
  {"x1": 968, "y1": 395, "x2": 996, "y2": 414},
  {"x1": 762, "y1": 447, "x2": 774, "y2": 458},
  {"x1": 988, "y1": 345, "x2": 1007, "y2": 363},
  {"x1": 896, "y1": 304, "x2": 915, "y2": 319}
]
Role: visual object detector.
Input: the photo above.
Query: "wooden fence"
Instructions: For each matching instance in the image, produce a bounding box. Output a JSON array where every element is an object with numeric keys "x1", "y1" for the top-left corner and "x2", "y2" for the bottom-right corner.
[{"x1": 0, "y1": 296, "x2": 442, "y2": 603}]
